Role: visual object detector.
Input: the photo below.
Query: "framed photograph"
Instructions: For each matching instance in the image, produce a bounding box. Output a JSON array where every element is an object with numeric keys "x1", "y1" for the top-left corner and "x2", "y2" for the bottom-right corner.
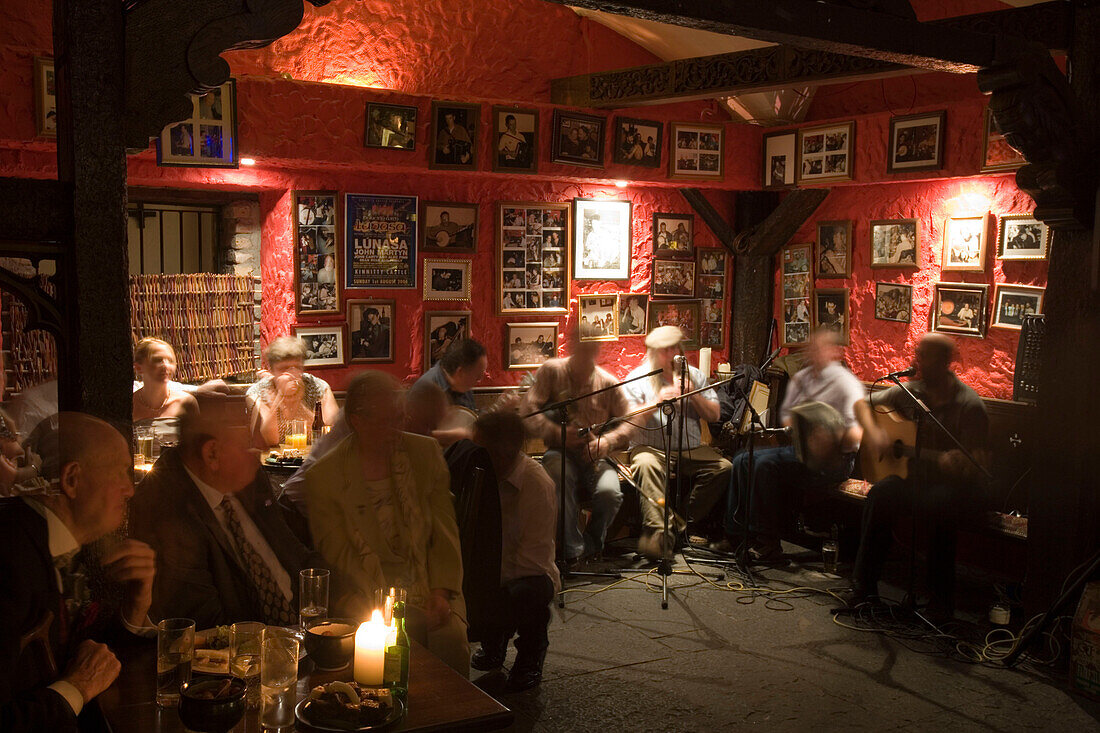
[
  {"x1": 505, "y1": 322, "x2": 559, "y2": 370},
  {"x1": 669, "y1": 122, "x2": 724, "y2": 179},
  {"x1": 697, "y1": 275, "x2": 724, "y2": 300},
  {"x1": 424, "y1": 311, "x2": 471, "y2": 370},
  {"x1": 423, "y1": 259, "x2": 471, "y2": 301},
  {"x1": 647, "y1": 299, "x2": 701, "y2": 350},
  {"x1": 294, "y1": 191, "x2": 340, "y2": 316},
  {"x1": 345, "y1": 193, "x2": 417, "y2": 289},
  {"x1": 653, "y1": 260, "x2": 695, "y2": 298},
  {"x1": 618, "y1": 293, "x2": 649, "y2": 336},
  {"x1": 702, "y1": 298, "x2": 723, "y2": 324},
  {"x1": 998, "y1": 215, "x2": 1050, "y2": 261},
  {"x1": 697, "y1": 249, "x2": 727, "y2": 278},
  {"x1": 613, "y1": 116, "x2": 662, "y2": 168},
  {"x1": 294, "y1": 326, "x2": 345, "y2": 367},
  {"x1": 701, "y1": 321, "x2": 725, "y2": 349},
  {"x1": 981, "y1": 107, "x2": 1026, "y2": 173},
  {"x1": 652, "y1": 213, "x2": 693, "y2": 259},
  {"x1": 797, "y1": 121, "x2": 854, "y2": 184},
  {"x1": 578, "y1": 295, "x2": 618, "y2": 341},
  {"x1": 421, "y1": 201, "x2": 477, "y2": 253},
  {"x1": 498, "y1": 202, "x2": 569, "y2": 314},
  {"x1": 573, "y1": 198, "x2": 631, "y2": 280},
  {"x1": 814, "y1": 288, "x2": 849, "y2": 345},
  {"x1": 552, "y1": 110, "x2": 605, "y2": 167},
  {"x1": 992, "y1": 284, "x2": 1044, "y2": 330},
  {"x1": 874, "y1": 282, "x2": 913, "y2": 323},
  {"x1": 870, "y1": 219, "x2": 919, "y2": 268},
  {"x1": 347, "y1": 299, "x2": 394, "y2": 363},
  {"x1": 365, "y1": 103, "x2": 416, "y2": 149},
  {"x1": 816, "y1": 220, "x2": 852, "y2": 278},
  {"x1": 493, "y1": 106, "x2": 538, "y2": 173},
  {"x1": 156, "y1": 80, "x2": 238, "y2": 168},
  {"x1": 781, "y1": 242, "x2": 813, "y2": 347},
  {"x1": 888, "y1": 111, "x2": 945, "y2": 173},
  {"x1": 762, "y1": 130, "x2": 796, "y2": 189},
  {"x1": 932, "y1": 283, "x2": 989, "y2": 338},
  {"x1": 33, "y1": 56, "x2": 56, "y2": 137},
  {"x1": 942, "y1": 214, "x2": 990, "y2": 272},
  {"x1": 429, "y1": 101, "x2": 478, "y2": 170}
]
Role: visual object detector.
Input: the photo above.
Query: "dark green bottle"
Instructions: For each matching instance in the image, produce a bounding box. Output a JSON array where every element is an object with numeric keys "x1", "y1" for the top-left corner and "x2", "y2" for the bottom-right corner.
[{"x1": 383, "y1": 600, "x2": 410, "y2": 701}]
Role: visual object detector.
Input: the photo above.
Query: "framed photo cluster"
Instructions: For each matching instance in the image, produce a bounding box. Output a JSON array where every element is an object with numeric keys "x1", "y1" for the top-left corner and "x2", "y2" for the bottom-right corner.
[
  {"x1": 816, "y1": 220, "x2": 851, "y2": 278},
  {"x1": 670, "y1": 123, "x2": 723, "y2": 179},
  {"x1": 780, "y1": 242, "x2": 813, "y2": 347},
  {"x1": 345, "y1": 193, "x2": 417, "y2": 289},
  {"x1": 797, "y1": 121, "x2": 853, "y2": 184},
  {"x1": 652, "y1": 213, "x2": 695, "y2": 299},
  {"x1": 157, "y1": 80, "x2": 238, "y2": 168},
  {"x1": 574, "y1": 199, "x2": 631, "y2": 281},
  {"x1": 577, "y1": 292, "x2": 650, "y2": 341},
  {"x1": 698, "y1": 248, "x2": 728, "y2": 348},
  {"x1": 294, "y1": 192, "x2": 340, "y2": 315},
  {"x1": 498, "y1": 202, "x2": 569, "y2": 313}
]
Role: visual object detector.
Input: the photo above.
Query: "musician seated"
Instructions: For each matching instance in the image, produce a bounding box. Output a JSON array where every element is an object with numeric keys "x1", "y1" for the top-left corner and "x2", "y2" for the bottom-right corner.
[
  {"x1": 623, "y1": 326, "x2": 727, "y2": 559},
  {"x1": 848, "y1": 333, "x2": 990, "y2": 619},
  {"x1": 411, "y1": 338, "x2": 488, "y2": 444},
  {"x1": 522, "y1": 328, "x2": 633, "y2": 563},
  {"x1": 719, "y1": 328, "x2": 864, "y2": 561}
]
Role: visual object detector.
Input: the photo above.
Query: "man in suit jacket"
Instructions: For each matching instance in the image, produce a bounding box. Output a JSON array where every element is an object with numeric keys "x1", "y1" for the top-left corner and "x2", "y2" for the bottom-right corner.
[
  {"x1": 131, "y1": 387, "x2": 325, "y2": 629},
  {"x1": 0, "y1": 413, "x2": 157, "y2": 733}
]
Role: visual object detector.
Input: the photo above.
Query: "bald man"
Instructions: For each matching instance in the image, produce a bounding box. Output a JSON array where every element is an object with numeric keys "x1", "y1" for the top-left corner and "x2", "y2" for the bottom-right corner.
[{"x1": 0, "y1": 413, "x2": 156, "y2": 733}]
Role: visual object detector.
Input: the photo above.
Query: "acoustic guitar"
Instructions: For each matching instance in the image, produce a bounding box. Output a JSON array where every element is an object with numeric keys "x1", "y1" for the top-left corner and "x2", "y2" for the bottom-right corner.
[{"x1": 859, "y1": 409, "x2": 946, "y2": 483}]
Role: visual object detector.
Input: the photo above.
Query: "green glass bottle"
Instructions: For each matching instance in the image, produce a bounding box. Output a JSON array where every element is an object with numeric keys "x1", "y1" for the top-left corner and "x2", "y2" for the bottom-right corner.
[{"x1": 383, "y1": 599, "x2": 410, "y2": 701}]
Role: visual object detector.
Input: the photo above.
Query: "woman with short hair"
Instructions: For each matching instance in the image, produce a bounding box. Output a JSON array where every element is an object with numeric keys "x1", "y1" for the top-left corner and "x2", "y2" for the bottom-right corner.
[{"x1": 247, "y1": 336, "x2": 339, "y2": 448}]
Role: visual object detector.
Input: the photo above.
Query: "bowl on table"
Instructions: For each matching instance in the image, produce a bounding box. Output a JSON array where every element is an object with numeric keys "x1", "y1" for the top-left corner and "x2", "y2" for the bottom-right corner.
[
  {"x1": 177, "y1": 675, "x2": 247, "y2": 733},
  {"x1": 304, "y1": 619, "x2": 358, "y2": 671}
]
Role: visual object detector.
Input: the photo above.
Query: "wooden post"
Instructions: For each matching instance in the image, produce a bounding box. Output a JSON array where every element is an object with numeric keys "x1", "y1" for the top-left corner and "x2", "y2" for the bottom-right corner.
[{"x1": 730, "y1": 192, "x2": 780, "y2": 366}]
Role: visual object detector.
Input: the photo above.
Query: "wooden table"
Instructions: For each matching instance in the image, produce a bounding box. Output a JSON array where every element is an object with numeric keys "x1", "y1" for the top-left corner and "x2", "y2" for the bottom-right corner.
[{"x1": 98, "y1": 638, "x2": 513, "y2": 732}]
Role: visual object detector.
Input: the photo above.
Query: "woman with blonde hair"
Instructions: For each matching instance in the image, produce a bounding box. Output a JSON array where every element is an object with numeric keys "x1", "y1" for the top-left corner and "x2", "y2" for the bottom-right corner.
[
  {"x1": 132, "y1": 337, "x2": 196, "y2": 422},
  {"x1": 247, "y1": 336, "x2": 339, "y2": 447}
]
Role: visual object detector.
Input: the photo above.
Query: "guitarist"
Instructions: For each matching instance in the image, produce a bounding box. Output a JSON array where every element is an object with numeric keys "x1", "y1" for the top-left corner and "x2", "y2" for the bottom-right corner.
[{"x1": 849, "y1": 333, "x2": 990, "y2": 619}]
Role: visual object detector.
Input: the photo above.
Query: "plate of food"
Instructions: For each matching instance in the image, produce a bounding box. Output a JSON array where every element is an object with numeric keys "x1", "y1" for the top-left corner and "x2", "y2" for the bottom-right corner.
[
  {"x1": 295, "y1": 681, "x2": 404, "y2": 731},
  {"x1": 193, "y1": 626, "x2": 305, "y2": 675}
]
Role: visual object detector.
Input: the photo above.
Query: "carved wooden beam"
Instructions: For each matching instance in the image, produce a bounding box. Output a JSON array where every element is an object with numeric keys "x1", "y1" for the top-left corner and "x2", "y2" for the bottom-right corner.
[
  {"x1": 735, "y1": 188, "x2": 830, "y2": 256},
  {"x1": 680, "y1": 189, "x2": 736, "y2": 254},
  {"x1": 0, "y1": 179, "x2": 72, "y2": 244}
]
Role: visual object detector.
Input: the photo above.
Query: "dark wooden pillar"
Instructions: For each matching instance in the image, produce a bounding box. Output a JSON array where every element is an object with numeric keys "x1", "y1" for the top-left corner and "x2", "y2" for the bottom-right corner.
[{"x1": 730, "y1": 192, "x2": 780, "y2": 366}]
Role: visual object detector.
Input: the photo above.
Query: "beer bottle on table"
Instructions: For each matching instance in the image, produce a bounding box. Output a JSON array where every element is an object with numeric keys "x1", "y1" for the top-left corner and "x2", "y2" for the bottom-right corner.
[
  {"x1": 383, "y1": 598, "x2": 410, "y2": 701},
  {"x1": 311, "y1": 401, "x2": 324, "y2": 446}
]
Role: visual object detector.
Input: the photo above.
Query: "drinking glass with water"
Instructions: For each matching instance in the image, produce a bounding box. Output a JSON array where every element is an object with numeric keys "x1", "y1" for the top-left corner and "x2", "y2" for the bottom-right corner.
[
  {"x1": 156, "y1": 618, "x2": 195, "y2": 708},
  {"x1": 229, "y1": 621, "x2": 265, "y2": 710},
  {"x1": 260, "y1": 635, "x2": 300, "y2": 731},
  {"x1": 299, "y1": 568, "x2": 330, "y2": 630}
]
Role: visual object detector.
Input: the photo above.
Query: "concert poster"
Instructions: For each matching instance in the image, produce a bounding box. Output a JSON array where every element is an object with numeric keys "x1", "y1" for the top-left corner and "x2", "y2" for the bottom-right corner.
[{"x1": 345, "y1": 193, "x2": 418, "y2": 289}]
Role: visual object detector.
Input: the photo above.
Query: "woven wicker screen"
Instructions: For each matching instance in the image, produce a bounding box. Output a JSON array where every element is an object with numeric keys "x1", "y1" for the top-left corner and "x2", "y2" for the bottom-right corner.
[{"x1": 2, "y1": 276, "x2": 59, "y2": 392}]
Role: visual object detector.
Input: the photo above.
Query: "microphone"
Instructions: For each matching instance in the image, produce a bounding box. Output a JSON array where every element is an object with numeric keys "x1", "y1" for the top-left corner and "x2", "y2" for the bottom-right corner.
[
  {"x1": 673, "y1": 355, "x2": 686, "y2": 369},
  {"x1": 751, "y1": 426, "x2": 790, "y2": 435},
  {"x1": 885, "y1": 366, "x2": 916, "y2": 380}
]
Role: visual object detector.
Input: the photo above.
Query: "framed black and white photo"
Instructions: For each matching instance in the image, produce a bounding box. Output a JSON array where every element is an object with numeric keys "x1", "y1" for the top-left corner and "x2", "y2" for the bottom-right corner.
[
  {"x1": 874, "y1": 282, "x2": 913, "y2": 323},
  {"x1": 493, "y1": 106, "x2": 538, "y2": 173},
  {"x1": 552, "y1": 110, "x2": 605, "y2": 168},
  {"x1": 816, "y1": 220, "x2": 852, "y2": 278},
  {"x1": 33, "y1": 56, "x2": 56, "y2": 137},
  {"x1": 942, "y1": 214, "x2": 990, "y2": 272},
  {"x1": 294, "y1": 326, "x2": 345, "y2": 367},
  {"x1": 647, "y1": 299, "x2": 700, "y2": 350},
  {"x1": 888, "y1": 111, "x2": 945, "y2": 173},
  {"x1": 669, "y1": 122, "x2": 723, "y2": 179},
  {"x1": 505, "y1": 322, "x2": 558, "y2": 370},
  {"x1": 797, "y1": 121, "x2": 854, "y2": 184},
  {"x1": 573, "y1": 198, "x2": 631, "y2": 281},
  {"x1": 998, "y1": 215, "x2": 1050, "y2": 261},
  {"x1": 578, "y1": 295, "x2": 618, "y2": 341},
  {"x1": 762, "y1": 130, "x2": 796, "y2": 189},
  {"x1": 421, "y1": 201, "x2": 478, "y2": 253},
  {"x1": 156, "y1": 80, "x2": 238, "y2": 168},
  {"x1": 992, "y1": 284, "x2": 1044, "y2": 330},
  {"x1": 932, "y1": 283, "x2": 988, "y2": 338},
  {"x1": 701, "y1": 322, "x2": 724, "y2": 349},
  {"x1": 781, "y1": 242, "x2": 813, "y2": 347},
  {"x1": 613, "y1": 117, "x2": 662, "y2": 168},
  {"x1": 423, "y1": 259, "x2": 471, "y2": 301},
  {"x1": 698, "y1": 275, "x2": 724, "y2": 300},
  {"x1": 347, "y1": 299, "x2": 394, "y2": 363},
  {"x1": 653, "y1": 260, "x2": 695, "y2": 298},
  {"x1": 424, "y1": 311, "x2": 471, "y2": 370},
  {"x1": 814, "y1": 288, "x2": 850, "y2": 345},
  {"x1": 870, "y1": 219, "x2": 919, "y2": 268},
  {"x1": 652, "y1": 213, "x2": 693, "y2": 259},
  {"x1": 696, "y1": 249, "x2": 727, "y2": 277},
  {"x1": 429, "y1": 101, "x2": 478, "y2": 170},
  {"x1": 982, "y1": 107, "x2": 1026, "y2": 173},
  {"x1": 498, "y1": 202, "x2": 569, "y2": 314},
  {"x1": 617, "y1": 293, "x2": 649, "y2": 337},
  {"x1": 294, "y1": 191, "x2": 340, "y2": 316},
  {"x1": 365, "y1": 103, "x2": 417, "y2": 149}
]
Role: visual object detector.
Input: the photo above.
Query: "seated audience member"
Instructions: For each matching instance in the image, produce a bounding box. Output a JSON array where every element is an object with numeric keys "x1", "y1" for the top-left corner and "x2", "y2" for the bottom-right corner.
[
  {"x1": 720, "y1": 329, "x2": 864, "y2": 560},
  {"x1": 247, "y1": 336, "x2": 339, "y2": 448},
  {"x1": 0, "y1": 408, "x2": 41, "y2": 496},
  {"x1": 131, "y1": 386, "x2": 325, "y2": 629},
  {"x1": 303, "y1": 371, "x2": 469, "y2": 675},
  {"x1": 623, "y1": 326, "x2": 729, "y2": 558},
  {"x1": 0, "y1": 413, "x2": 156, "y2": 733},
  {"x1": 471, "y1": 410, "x2": 559, "y2": 692},
  {"x1": 131, "y1": 337, "x2": 197, "y2": 423},
  {"x1": 412, "y1": 339, "x2": 488, "y2": 444},
  {"x1": 848, "y1": 333, "x2": 990, "y2": 619},
  {"x1": 522, "y1": 328, "x2": 632, "y2": 562}
]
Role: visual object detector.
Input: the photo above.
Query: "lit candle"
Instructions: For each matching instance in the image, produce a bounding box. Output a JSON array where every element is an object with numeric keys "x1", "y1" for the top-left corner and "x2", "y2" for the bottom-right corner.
[
  {"x1": 353, "y1": 610, "x2": 387, "y2": 686},
  {"x1": 699, "y1": 348, "x2": 712, "y2": 379}
]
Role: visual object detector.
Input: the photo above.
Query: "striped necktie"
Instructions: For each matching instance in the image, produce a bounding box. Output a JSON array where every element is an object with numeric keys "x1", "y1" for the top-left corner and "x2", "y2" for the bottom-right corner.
[{"x1": 220, "y1": 497, "x2": 296, "y2": 625}]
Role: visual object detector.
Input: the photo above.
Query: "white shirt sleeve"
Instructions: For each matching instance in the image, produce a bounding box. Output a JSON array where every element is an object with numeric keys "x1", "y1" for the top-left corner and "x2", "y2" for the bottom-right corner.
[{"x1": 48, "y1": 680, "x2": 84, "y2": 716}]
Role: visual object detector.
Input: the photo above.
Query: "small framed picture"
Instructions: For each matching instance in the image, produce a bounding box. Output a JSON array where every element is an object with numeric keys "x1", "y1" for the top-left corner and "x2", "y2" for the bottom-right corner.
[
  {"x1": 998, "y1": 215, "x2": 1050, "y2": 261},
  {"x1": 874, "y1": 282, "x2": 913, "y2": 323},
  {"x1": 423, "y1": 259, "x2": 472, "y2": 301},
  {"x1": 552, "y1": 110, "x2": 605, "y2": 168},
  {"x1": 981, "y1": 107, "x2": 1026, "y2": 173},
  {"x1": 493, "y1": 106, "x2": 538, "y2": 173},
  {"x1": 870, "y1": 219, "x2": 919, "y2": 268},
  {"x1": 647, "y1": 299, "x2": 701, "y2": 350},
  {"x1": 33, "y1": 56, "x2": 57, "y2": 137},
  {"x1": 762, "y1": 130, "x2": 796, "y2": 189},
  {"x1": 697, "y1": 275, "x2": 724, "y2": 300},
  {"x1": 293, "y1": 191, "x2": 340, "y2": 316},
  {"x1": 702, "y1": 298, "x2": 724, "y2": 324},
  {"x1": 813, "y1": 288, "x2": 849, "y2": 345},
  {"x1": 365, "y1": 103, "x2": 417, "y2": 149},
  {"x1": 421, "y1": 201, "x2": 478, "y2": 253},
  {"x1": 701, "y1": 321, "x2": 725, "y2": 348},
  {"x1": 347, "y1": 299, "x2": 395, "y2": 363},
  {"x1": 294, "y1": 326, "x2": 345, "y2": 367},
  {"x1": 573, "y1": 198, "x2": 631, "y2": 280},
  {"x1": 669, "y1": 122, "x2": 724, "y2": 179},
  {"x1": 781, "y1": 242, "x2": 813, "y2": 347},
  {"x1": 653, "y1": 260, "x2": 696, "y2": 298},
  {"x1": 932, "y1": 283, "x2": 988, "y2": 338},
  {"x1": 696, "y1": 249, "x2": 727, "y2": 277},
  {"x1": 942, "y1": 214, "x2": 990, "y2": 272},
  {"x1": 613, "y1": 117, "x2": 662, "y2": 168},
  {"x1": 888, "y1": 111, "x2": 945, "y2": 173},
  {"x1": 797, "y1": 121, "x2": 854, "y2": 184},
  {"x1": 992, "y1": 284, "x2": 1044, "y2": 330},
  {"x1": 578, "y1": 295, "x2": 619, "y2": 341},
  {"x1": 156, "y1": 80, "x2": 238, "y2": 167},
  {"x1": 424, "y1": 311, "x2": 471, "y2": 370},
  {"x1": 618, "y1": 293, "x2": 649, "y2": 336},
  {"x1": 816, "y1": 220, "x2": 852, "y2": 278},
  {"x1": 429, "y1": 101, "x2": 478, "y2": 170},
  {"x1": 652, "y1": 213, "x2": 693, "y2": 259},
  {"x1": 505, "y1": 322, "x2": 559, "y2": 370}
]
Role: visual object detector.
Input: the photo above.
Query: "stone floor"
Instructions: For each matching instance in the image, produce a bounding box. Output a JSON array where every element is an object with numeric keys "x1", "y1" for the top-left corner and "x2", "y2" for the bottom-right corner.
[{"x1": 472, "y1": 542, "x2": 1100, "y2": 732}]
